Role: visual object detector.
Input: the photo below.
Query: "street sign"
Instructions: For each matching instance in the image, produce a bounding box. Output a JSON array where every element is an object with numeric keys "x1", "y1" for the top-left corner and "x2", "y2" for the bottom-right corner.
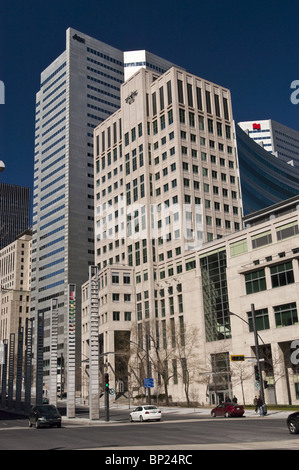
[
  {"x1": 230, "y1": 355, "x2": 245, "y2": 362},
  {"x1": 144, "y1": 378, "x2": 154, "y2": 388},
  {"x1": 109, "y1": 388, "x2": 115, "y2": 396},
  {"x1": 255, "y1": 381, "x2": 260, "y2": 389}
]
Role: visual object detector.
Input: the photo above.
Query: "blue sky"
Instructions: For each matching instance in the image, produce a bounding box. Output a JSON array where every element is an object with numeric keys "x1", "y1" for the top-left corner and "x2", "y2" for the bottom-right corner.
[{"x1": 0, "y1": 0, "x2": 298, "y2": 192}]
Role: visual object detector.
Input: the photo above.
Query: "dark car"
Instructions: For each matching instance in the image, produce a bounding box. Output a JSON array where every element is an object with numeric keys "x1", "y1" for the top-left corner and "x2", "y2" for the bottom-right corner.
[
  {"x1": 211, "y1": 402, "x2": 244, "y2": 418},
  {"x1": 29, "y1": 404, "x2": 62, "y2": 428},
  {"x1": 287, "y1": 411, "x2": 299, "y2": 434}
]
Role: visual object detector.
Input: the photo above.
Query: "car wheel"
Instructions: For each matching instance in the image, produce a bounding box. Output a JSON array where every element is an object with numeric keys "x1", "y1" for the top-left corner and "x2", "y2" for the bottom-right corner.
[
  {"x1": 211, "y1": 412, "x2": 216, "y2": 418},
  {"x1": 139, "y1": 415, "x2": 143, "y2": 422},
  {"x1": 129, "y1": 415, "x2": 133, "y2": 422},
  {"x1": 225, "y1": 412, "x2": 230, "y2": 418},
  {"x1": 288, "y1": 420, "x2": 299, "y2": 434}
]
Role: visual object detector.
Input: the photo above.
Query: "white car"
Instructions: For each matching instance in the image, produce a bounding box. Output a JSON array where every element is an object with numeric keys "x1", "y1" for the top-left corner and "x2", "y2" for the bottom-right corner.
[{"x1": 129, "y1": 405, "x2": 162, "y2": 422}]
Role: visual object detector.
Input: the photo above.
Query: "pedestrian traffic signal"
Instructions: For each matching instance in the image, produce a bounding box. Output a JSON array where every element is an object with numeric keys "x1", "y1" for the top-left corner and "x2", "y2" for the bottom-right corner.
[
  {"x1": 254, "y1": 365, "x2": 260, "y2": 381},
  {"x1": 104, "y1": 373, "x2": 109, "y2": 389},
  {"x1": 230, "y1": 355, "x2": 245, "y2": 362}
]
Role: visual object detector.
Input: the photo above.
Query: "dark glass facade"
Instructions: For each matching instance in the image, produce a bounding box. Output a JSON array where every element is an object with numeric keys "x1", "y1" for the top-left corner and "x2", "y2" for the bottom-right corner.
[
  {"x1": 200, "y1": 249, "x2": 231, "y2": 342},
  {"x1": 0, "y1": 183, "x2": 30, "y2": 249},
  {"x1": 236, "y1": 125, "x2": 299, "y2": 215}
]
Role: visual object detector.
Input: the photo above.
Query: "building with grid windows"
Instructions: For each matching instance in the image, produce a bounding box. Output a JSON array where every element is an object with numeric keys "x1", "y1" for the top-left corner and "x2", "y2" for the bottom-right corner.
[
  {"x1": 31, "y1": 28, "x2": 177, "y2": 391},
  {"x1": 82, "y1": 184, "x2": 299, "y2": 405},
  {"x1": 236, "y1": 124, "x2": 299, "y2": 215},
  {"x1": 0, "y1": 183, "x2": 30, "y2": 250},
  {"x1": 0, "y1": 229, "x2": 32, "y2": 345},
  {"x1": 238, "y1": 119, "x2": 299, "y2": 167},
  {"x1": 81, "y1": 65, "x2": 244, "y2": 401}
]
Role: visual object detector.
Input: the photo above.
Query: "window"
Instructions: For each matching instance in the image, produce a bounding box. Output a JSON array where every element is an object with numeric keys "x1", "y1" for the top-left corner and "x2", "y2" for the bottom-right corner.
[
  {"x1": 112, "y1": 272, "x2": 119, "y2": 284},
  {"x1": 276, "y1": 222, "x2": 299, "y2": 241},
  {"x1": 205, "y1": 90, "x2": 211, "y2": 114},
  {"x1": 177, "y1": 79, "x2": 184, "y2": 104},
  {"x1": 179, "y1": 108, "x2": 185, "y2": 124},
  {"x1": 230, "y1": 239, "x2": 248, "y2": 257},
  {"x1": 271, "y1": 262, "x2": 294, "y2": 288},
  {"x1": 274, "y1": 302, "x2": 298, "y2": 328},
  {"x1": 167, "y1": 81, "x2": 172, "y2": 105},
  {"x1": 178, "y1": 294, "x2": 183, "y2": 313},
  {"x1": 187, "y1": 83, "x2": 193, "y2": 107},
  {"x1": 113, "y1": 311, "x2": 120, "y2": 321},
  {"x1": 124, "y1": 311, "x2": 131, "y2": 321},
  {"x1": 245, "y1": 269, "x2": 266, "y2": 294},
  {"x1": 247, "y1": 308, "x2": 269, "y2": 332},
  {"x1": 252, "y1": 231, "x2": 272, "y2": 250},
  {"x1": 186, "y1": 258, "x2": 196, "y2": 271}
]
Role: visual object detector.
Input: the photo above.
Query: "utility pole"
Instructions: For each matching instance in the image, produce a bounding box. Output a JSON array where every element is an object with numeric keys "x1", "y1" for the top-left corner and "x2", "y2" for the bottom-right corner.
[
  {"x1": 145, "y1": 334, "x2": 151, "y2": 405},
  {"x1": 104, "y1": 372, "x2": 109, "y2": 421},
  {"x1": 251, "y1": 304, "x2": 265, "y2": 406}
]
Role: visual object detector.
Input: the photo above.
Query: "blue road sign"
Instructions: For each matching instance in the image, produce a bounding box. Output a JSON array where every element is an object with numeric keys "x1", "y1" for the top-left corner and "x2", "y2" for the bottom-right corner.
[{"x1": 144, "y1": 378, "x2": 154, "y2": 388}]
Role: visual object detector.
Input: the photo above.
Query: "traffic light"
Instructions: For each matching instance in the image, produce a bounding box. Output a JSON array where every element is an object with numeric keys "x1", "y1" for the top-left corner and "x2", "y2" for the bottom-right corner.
[
  {"x1": 230, "y1": 355, "x2": 245, "y2": 362},
  {"x1": 104, "y1": 373, "x2": 109, "y2": 389},
  {"x1": 254, "y1": 365, "x2": 260, "y2": 381},
  {"x1": 264, "y1": 380, "x2": 268, "y2": 389}
]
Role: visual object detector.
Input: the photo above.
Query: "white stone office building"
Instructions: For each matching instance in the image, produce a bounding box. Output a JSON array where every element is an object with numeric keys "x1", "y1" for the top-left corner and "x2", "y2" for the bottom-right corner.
[
  {"x1": 238, "y1": 119, "x2": 299, "y2": 167},
  {"x1": 82, "y1": 187, "x2": 299, "y2": 406},
  {"x1": 81, "y1": 65, "x2": 244, "y2": 400},
  {"x1": 31, "y1": 27, "x2": 177, "y2": 390},
  {"x1": 0, "y1": 229, "x2": 32, "y2": 344}
]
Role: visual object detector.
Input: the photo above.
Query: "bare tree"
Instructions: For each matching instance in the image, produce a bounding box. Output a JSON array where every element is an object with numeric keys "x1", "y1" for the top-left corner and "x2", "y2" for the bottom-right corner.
[
  {"x1": 130, "y1": 319, "x2": 176, "y2": 405},
  {"x1": 172, "y1": 323, "x2": 201, "y2": 406},
  {"x1": 230, "y1": 361, "x2": 252, "y2": 405}
]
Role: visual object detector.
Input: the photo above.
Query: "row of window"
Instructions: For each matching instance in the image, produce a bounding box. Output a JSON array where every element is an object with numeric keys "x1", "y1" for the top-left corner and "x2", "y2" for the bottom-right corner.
[
  {"x1": 248, "y1": 302, "x2": 298, "y2": 330},
  {"x1": 245, "y1": 261, "x2": 296, "y2": 294},
  {"x1": 230, "y1": 223, "x2": 299, "y2": 259},
  {"x1": 150, "y1": 77, "x2": 230, "y2": 122}
]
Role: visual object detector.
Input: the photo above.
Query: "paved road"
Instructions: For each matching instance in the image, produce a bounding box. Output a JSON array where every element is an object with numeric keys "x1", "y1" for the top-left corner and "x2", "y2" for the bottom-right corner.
[{"x1": 0, "y1": 406, "x2": 297, "y2": 451}]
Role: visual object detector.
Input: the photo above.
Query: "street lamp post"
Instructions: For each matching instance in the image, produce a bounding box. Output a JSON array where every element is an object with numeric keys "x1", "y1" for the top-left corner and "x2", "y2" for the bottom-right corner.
[
  {"x1": 229, "y1": 306, "x2": 266, "y2": 407},
  {"x1": 251, "y1": 304, "x2": 265, "y2": 405}
]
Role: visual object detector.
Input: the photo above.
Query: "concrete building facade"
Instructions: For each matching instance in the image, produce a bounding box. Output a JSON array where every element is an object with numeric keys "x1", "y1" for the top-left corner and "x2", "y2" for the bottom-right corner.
[
  {"x1": 81, "y1": 65, "x2": 244, "y2": 401},
  {"x1": 82, "y1": 192, "x2": 299, "y2": 406},
  {"x1": 0, "y1": 230, "x2": 32, "y2": 344}
]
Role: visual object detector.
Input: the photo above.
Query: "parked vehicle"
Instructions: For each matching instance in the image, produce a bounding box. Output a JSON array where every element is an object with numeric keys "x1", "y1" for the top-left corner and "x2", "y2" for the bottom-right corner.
[
  {"x1": 211, "y1": 402, "x2": 244, "y2": 418},
  {"x1": 287, "y1": 411, "x2": 299, "y2": 434},
  {"x1": 129, "y1": 405, "x2": 162, "y2": 422},
  {"x1": 29, "y1": 404, "x2": 62, "y2": 428}
]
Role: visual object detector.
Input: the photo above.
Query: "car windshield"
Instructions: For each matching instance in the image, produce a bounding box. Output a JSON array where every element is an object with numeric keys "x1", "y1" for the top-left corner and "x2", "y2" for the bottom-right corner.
[{"x1": 38, "y1": 406, "x2": 58, "y2": 415}]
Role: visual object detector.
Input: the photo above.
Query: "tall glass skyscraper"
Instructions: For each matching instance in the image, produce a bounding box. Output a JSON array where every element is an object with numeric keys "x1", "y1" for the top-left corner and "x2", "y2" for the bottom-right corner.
[
  {"x1": 31, "y1": 28, "x2": 176, "y2": 389},
  {"x1": 236, "y1": 124, "x2": 299, "y2": 215},
  {"x1": 0, "y1": 183, "x2": 30, "y2": 249}
]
